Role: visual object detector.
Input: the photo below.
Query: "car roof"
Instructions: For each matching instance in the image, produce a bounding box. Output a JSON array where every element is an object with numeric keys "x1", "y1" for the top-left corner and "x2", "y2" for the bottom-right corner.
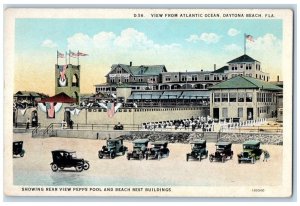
[
  {"x1": 151, "y1": 141, "x2": 168, "y2": 145},
  {"x1": 13, "y1": 141, "x2": 23, "y2": 144},
  {"x1": 107, "y1": 138, "x2": 123, "y2": 142},
  {"x1": 190, "y1": 139, "x2": 206, "y2": 144},
  {"x1": 243, "y1": 140, "x2": 260, "y2": 145},
  {"x1": 216, "y1": 142, "x2": 232, "y2": 146},
  {"x1": 133, "y1": 139, "x2": 149, "y2": 144},
  {"x1": 51, "y1": 149, "x2": 76, "y2": 153}
]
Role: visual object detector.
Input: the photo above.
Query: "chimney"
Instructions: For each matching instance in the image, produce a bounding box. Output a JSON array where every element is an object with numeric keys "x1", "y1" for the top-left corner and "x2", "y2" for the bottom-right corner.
[
  {"x1": 130, "y1": 61, "x2": 132, "y2": 67},
  {"x1": 277, "y1": 75, "x2": 280, "y2": 82},
  {"x1": 214, "y1": 64, "x2": 216, "y2": 71}
]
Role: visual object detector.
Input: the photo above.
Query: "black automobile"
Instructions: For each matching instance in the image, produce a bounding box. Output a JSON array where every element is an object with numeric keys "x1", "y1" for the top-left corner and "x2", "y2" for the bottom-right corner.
[
  {"x1": 145, "y1": 141, "x2": 170, "y2": 160},
  {"x1": 13, "y1": 141, "x2": 25, "y2": 157},
  {"x1": 186, "y1": 139, "x2": 208, "y2": 161},
  {"x1": 114, "y1": 122, "x2": 124, "y2": 130},
  {"x1": 237, "y1": 140, "x2": 263, "y2": 164},
  {"x1": 209, "y1": 142, "x2": 233, "y2": 163},
  {"x1": 50, "y1": 150, "x2": 90, "y2": 172},
  {"x1": 127, "y1": 139, "x2": 149, "y2": 160},
  {"x1": 98, "y1": 138, "x2": 128, "y2": 159}
]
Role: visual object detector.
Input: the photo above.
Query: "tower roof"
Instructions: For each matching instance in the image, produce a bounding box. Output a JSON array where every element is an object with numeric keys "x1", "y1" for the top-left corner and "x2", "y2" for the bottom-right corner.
[
  {"x1": 37, "y1": 92, "x2": 77, "y2": 103},
  {"x1": 227, "y1": 54, "x2": 260, "y2": 63}
]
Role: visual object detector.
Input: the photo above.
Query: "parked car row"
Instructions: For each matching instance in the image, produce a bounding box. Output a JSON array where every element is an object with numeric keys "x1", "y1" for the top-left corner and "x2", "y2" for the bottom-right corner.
[{"x1": 13, "y1": 138, "x2": 266, "y2": 173}]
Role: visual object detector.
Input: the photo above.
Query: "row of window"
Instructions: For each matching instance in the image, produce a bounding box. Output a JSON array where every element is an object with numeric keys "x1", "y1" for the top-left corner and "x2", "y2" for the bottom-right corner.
[
  {"x1": 218, "y1": 106, "x2": 271, "y2": 118},
  {"x1": 230, "y1": 64, "x2": 261, "y2": 71},
  {"x1": 257, "y1": 92, "x2": 275, "y2": 103},
  {"x1": 213, "y1": 92, "x2": 253, "y2": 103}
]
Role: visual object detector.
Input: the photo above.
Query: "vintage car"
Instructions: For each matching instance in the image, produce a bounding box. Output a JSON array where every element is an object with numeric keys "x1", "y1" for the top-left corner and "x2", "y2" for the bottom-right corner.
[
  {"x1": 114, "y1": 123, "x2": 124, "y2": 130},
  {"x1": 237, "y1": 140, "x2": 263, "y2": 164},
  {"x1": 145, "y1": 141, "x2": 170, "y2": 160},
  {"x1": 13, "y1": 141, "x2": 25, "y2": 157},
  {"x1": 127, "y1": 139, "x2": 149, "y2": 160},
  {"x1": 209, "y1": 142, "x2": 233, "y2": 163},
  {"x1": 186, "y1": 139, "x2": 208, "y2": 161},
  {"x1": 50, "y1": 150, "x2": 90, "y2": 172},
  {"x1": 98, "y1": 138, "x2": 128, "y2": 159}
]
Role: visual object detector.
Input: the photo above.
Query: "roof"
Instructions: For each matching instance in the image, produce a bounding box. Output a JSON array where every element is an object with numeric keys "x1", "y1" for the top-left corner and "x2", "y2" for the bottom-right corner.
[
  {"x1": 151, "y1": 141, "x2": 168, "y2": 145},
  {"x1": 133, "y1": 139, "x2": 149, "y2": 144},
  {"x1": 109, "y1": 64, "x2": 167, "y2": 77},
  {"x1": 160, "y1": 91, "x2": 183, "y2": 99},
  {"x1": 210, "y1": 76, "x2": 283, "y2": 91},
  {"x1": 179, "y1": 91, "x2": 210, "y2": 99},
  {"x1": 213, "y1": 66, "x2": 229, "y2": 73},
  {"x1": 190, "y1": 139, "x2": 206, "y2": 144},
  {"x1": 51, "y1": 149, "x2": 76, "y2": 153},
  {"x1": 127, "y1": 91, "x2": 163, "y2": 100},
  {"x1": 216, "y1": 142, "x2": 232, "y2": 146},
  {"x1": 37, "y1": 92, "x2": 77, "y2": 103},
  {"x1": 14, "y1": 91, "x2": 48, "y2": 98},
  {"x1": 243, "y1": 140, "x2": 260, "y2": 145},
  {"x1": 227, "y1": 54, "x2": 259, "y2": 63}
]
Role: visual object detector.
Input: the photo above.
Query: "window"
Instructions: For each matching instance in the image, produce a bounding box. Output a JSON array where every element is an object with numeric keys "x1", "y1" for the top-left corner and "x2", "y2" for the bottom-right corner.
[
  {"x1": 192, "y1": 75, "x2": 198, "y2": 81},
  {"x1": 238, "y1": 93, "x2": 245, "y2": 102},
  {"x1": 229, "y1": 93, "x2": 237, "y2": 102},
  {"x1": 214, "y1": 75, "x2": 219, "y2": 80},
  {"x1": 214, "y1": 93, "x2": 220, "y2": 102},
  {"x1": 125, "y1": 78, "x2": 129, "y2": 83},
  {"x1": 110, "y1": 78, "x2": 115, "y2": 83},
  {"x1": 181, "y1": 75, "x2": 187, "y2": 81},
  {"x1": 174, "y1": 75, "x2": 178, "y2": 78},
  {"x1": 165, "y1": 76, "x2": 171, "y2": 81},
  {"x1": 240, "y1": 64, "x2": 243, "y2": 68},
  {"x1": 222, "y1": 108, "x2": 228, "y2": 118},
  {"x1": 238, "y1": 108, "x2": 243, "y2": 117},
  {"x1": 246, "y1": 93, "x2": 253, "y2": 102},
  {"x1": 222, "y1": 93, "x2": 228, "y2": 102},
  {"x1": 205, "y1": 75, "x2": 209, "y2": 80}
]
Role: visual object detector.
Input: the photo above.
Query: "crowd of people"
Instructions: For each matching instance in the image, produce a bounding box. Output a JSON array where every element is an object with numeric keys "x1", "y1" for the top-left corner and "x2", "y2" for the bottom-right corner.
[{"x1": 142, "y1": 116, "x2": 216, "y2": 132}]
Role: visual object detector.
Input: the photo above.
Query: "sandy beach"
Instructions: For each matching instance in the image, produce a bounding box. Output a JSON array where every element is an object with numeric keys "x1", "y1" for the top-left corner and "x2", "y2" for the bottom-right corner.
[{"x1": 12, "y1": 133, "x2": 282, "y2": 187}]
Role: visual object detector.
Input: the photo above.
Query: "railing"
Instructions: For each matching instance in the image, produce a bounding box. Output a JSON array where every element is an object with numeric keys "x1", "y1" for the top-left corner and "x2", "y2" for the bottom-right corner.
[{"x1": 14, "y1": 122, "x2": 41, "y2": 128}]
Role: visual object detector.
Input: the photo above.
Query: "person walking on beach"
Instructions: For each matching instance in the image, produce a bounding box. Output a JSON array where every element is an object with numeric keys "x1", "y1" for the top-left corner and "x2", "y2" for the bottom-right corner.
[
  {"x1": 263, "y1": 150, "x2": 270, "y2": 162},
  {"x1": 26, "y1": 118, "x2": 30, "y2": 130}
]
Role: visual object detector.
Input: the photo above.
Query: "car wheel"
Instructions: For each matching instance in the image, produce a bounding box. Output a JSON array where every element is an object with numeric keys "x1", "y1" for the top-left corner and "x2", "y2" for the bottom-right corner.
[
  {"x1": 251, "y1": 157, "x2": 255, "y2": 164},
  {"x1": 75, "y1": 165, "x2": 83, "y2": 172},
  {"x1": 110, "y1": 152, "x2": 116, "y2": 159},
  {"x1": 206, "y1": 151, "x2": 208, "y2": 158},
  {"x1": 199, "y1": 155, "x2": 201, "y2": 161},
  {"x1": 230, "y1": 155, "x2": 233, "y2": 159},
  {"x1": 83, "y1": 162, "x2": 90, "y2": 170},
  {"x1": 186, "y1": 154, "x2": 189, "y2": 162},
  {"x1": 127, "y1": 154, "x2": 130, "y2": 160},
  {"x1": 20, "y1": 153, "x2": 24, "y2": 157},
  {"x1": 209, "y1": 156, "x2": 213, "y2": 162},
  {"x1": 51, "y1": 164, "x2": 58, "y2": 172},
  {"x1": 238, "y1": 160, "x2": 241, "y2": 164},
  {"x1": 145, "y1": 153, "x2": 148, "y2": 160}
]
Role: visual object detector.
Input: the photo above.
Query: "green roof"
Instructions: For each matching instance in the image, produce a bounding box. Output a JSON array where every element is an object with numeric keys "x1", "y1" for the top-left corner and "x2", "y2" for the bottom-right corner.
[
  {"x1": 210, "y1": 76, "x2": 283, "y2": 91},
  {"x1": 227, "y1": 54, "x2": 259, "y2": 63},
  {"x1": 110, "y1": 64, "x2": 167, "y2": 76},
  {"x1": 213, "y1": 66, "x2": 228, "y2": 73}
]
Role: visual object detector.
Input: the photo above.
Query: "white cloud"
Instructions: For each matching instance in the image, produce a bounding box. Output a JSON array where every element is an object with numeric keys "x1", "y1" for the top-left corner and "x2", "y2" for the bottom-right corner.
[
  {"x1": 227, "y1": 28, "x2": 240, "y2": 37},
  {"x1": 186, "y1": 33, "x2": 221, "y2": 44},
  {"x1": 41, "y1": 39, "x2": 58, "y2": 48},
  {"x1": 224, "y1": 44, "x2": 242, "y2": 52}
]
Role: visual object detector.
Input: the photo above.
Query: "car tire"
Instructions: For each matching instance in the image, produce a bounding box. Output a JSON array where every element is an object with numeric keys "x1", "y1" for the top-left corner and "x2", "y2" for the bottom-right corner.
[
  {"x1": 83, "y1": 162, "x2": 90, "y2": 170},
  {"x1": 145, "y1": 153, "x2": 148, "y2": 160},
  {"x1": 251, "y1": 157, "x2": 255, "y2": 164},
  {"x1": 186, "y1": 154, "x2": 189, "y2": 162},
  {"x1": 76, "y1": 165, "x2": 83, "y2": 172},
  {"x1": 98, "y1": 152, "x2": 103, "y2": 159},
  {"x1": 238, "y1": 160, "x2": 241, "y2": 164},
  {"x1": 51, "y1": 164, "x2": 58, "y2": 172},
  {"x1": 127, "y1": 155, "x2": 130, "y2": 160},
  {"x1": 199, "y1": 155, "x2": 201, "y2": 161},
  {"x1": 206, "y1": 151, "x2": 208, "y2": 158},
  {"x1": 110, "y1": 152, "x2": 116, "y2": 159}
]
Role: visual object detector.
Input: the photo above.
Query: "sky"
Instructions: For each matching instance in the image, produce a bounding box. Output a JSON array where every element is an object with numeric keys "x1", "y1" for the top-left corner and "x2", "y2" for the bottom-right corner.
[{"x1": 15, "y1": 19, "x2": 283, "y2": 95}]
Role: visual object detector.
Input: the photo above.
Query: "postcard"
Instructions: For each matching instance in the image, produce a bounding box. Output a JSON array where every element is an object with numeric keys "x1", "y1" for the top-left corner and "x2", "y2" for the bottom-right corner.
[{"x1": 4, "y1": 8, "x2": 293, "y2": 197}]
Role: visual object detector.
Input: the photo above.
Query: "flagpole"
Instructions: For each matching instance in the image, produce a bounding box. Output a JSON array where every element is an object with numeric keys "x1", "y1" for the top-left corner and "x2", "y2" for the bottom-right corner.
[
  {"x1": 56, "y1": 50, "x2": 58, "y2": 65},
  {"x1": 186, "y1": 70, "x2": 188, "y2": 90},
  {"x1": 69, "y1": 50, "x2": 71, "y2": 65},
  {"x1": 244, "y1": 33, "x2": 246, "y2": 55},
  {"x1": 65, "y1": 51, "x2": 67, "y2": 65}
]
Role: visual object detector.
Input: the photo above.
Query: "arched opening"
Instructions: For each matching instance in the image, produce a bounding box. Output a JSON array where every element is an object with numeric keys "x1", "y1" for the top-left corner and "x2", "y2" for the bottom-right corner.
[
  {"x1": 171, "y1": 84, "x2": 181, "y2": 90},
  {"x1": 194, "y1": 84, "x2": 205, "y2": 89},
  {"x1": 181, "y1": 84, "x2": 193, "y2": 89},
  {"x1": 160, "y1": 85, "x2": 170, "y2": 90},
  {"x1": 64, "y1": 111, "x2": 71, "y2": 127},
  {"x1": 31, "y1": 110, "x2": 38, "y2": 127},
  {"x1": 72, "y1": 74, "x2": 79, "y2": 87},
  {"x1": 206, "y1": 83, "x2": 214, "y2": 89}
]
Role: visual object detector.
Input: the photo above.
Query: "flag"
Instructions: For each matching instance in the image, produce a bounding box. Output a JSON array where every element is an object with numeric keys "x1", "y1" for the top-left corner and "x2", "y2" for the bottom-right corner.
[
  {"x1": 77, "y1": 51, "x2": 88, "y2": 56},
  {"x1": 107, "y1": 102, "x2": 115, "y2": 118},
  {"x1": 46, "y1": 102, "x2": 55, "y2": 118},
  {"x1": 245, "y1": 34, "x2": 254, "y2": 42},
  {"x1": 57, "y1": 51, "x2": 65, "y2": 58},
  {"x1": 59, "y1": 65, "x2": 67, "y2": 81},
  {"x1": 69, "y1": 51, "x2": 78, "y2": 58}
]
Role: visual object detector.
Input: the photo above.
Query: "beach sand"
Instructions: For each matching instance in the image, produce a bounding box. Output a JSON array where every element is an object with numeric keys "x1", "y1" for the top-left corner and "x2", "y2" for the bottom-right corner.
[{"x1": 12, "y1": 133, "x2": 282, "y2": 187}]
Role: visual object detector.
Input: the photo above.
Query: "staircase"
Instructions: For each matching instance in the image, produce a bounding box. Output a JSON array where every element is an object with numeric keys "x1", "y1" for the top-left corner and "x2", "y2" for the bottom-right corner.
[{"x1": 32, "y1": 123, "x2": 57, "y2": 138}]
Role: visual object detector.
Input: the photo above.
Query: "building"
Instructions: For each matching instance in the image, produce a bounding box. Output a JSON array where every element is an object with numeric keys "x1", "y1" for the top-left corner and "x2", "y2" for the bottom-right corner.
[{"x1": 209, "y1": 76, "x2": 282, "y2": 121}]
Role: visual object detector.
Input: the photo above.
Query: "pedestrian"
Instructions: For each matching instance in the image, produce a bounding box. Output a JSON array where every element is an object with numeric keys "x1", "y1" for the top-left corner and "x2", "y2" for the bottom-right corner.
[
  {"x1": 263, "y1": 150, "x2": 270, "y2": 162},
  {"x1": 61, "y1": 119, "x2": 66, "y2": 129},
  {"x1": 26, "y1": 118, "x2": 30, "y2": 130},
  {"x1": 70, "y1": 119, "x2": 74, "y2": 129}
]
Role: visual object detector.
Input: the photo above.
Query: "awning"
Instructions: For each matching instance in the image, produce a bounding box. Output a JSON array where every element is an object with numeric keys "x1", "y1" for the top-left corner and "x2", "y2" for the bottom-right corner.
[
  {"x1": 160, "y1": 91, "x2": 182, "y2": 99},
  {"x1": 179, "y1": 91, "x2": 211, "y2": 99},
  {"x1": 37, "y1": 92, "x2": 76, "y2": 103}
]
